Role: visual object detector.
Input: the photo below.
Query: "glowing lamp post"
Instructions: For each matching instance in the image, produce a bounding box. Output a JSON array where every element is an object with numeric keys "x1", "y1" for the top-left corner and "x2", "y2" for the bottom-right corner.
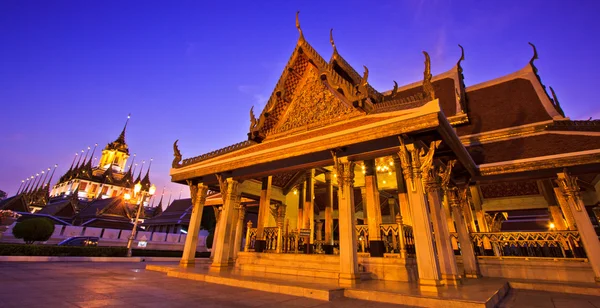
[{"x1": 126, "y1": 182, "x2": 156, "y2": 257}]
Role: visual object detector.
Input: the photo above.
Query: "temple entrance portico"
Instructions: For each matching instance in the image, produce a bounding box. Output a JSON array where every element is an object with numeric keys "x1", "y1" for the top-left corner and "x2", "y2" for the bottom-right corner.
[{"x1": 165, "y1": 13, "x2": 600, "y2": 304}]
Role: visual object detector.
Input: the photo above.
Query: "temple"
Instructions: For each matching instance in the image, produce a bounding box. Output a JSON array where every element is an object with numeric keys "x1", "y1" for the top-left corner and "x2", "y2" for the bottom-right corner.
[
  {"x1": 169, "y1": 13, "x2": 600, "y2": 292},
  {"x1": 0, "y1": 116, "x2": 160, "y2": 229}
]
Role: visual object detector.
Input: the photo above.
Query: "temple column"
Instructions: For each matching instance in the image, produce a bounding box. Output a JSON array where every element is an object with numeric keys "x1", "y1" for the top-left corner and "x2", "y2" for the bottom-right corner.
[
  {"x1": 556, "y1": 171, "x2": 600, "y2": 282},
  {"x1": 324, "y1": 173, "x2": 334, "y2": 246},
  {"x1": 180, "y1": 182, "x2": 208, "y2": 267},
  {"x1": 270, "y1": 203, "x2": 286, "y2": 253},
  {"x1": 426, "y1": 161, "x2": 460, "y2": 285},
  {"x1": 399, "y1": 139, "x2": 442, "y2": 291},
  {"x1": 297, "y1": 181, "x2": 305, "y2": 233},
  {"x1": 539, "y1": 180, "x2": 567, "y2": 230},
  {"x1": 470, "y1": 186, "x2": 488, "y2": 232},
  {"x1": 255, "y1": 176, "x2": 272, "y2": 252},
  {"x1": 388, "y1": 198, "x2": 396, "y2": 223},
  {"x1": 360, "y1": 187, "x2": 368, "y2": 224},
  {"x1": 226, "y1": 195, "x2": 240, "y2": 261},
  {"x1": 393, "y1": 155, "x2": 412, "y2": 226},
  {"x1": 448, "y1": 187, "x2": 481, "y2": 278},
  {"x1": 316, "y1": 220, "x2": 324, "y2": 241},
  {"x1": 306, "y1": 169, "x2": 315, "y2": 245},
  {"x1": 210, "y1": 206, "x2": 222, "y2": 260},
  {"x1": 333, "y1": 155, "x2": 359, "y2": 285},
  {"x1": 364, "y1": 159, "x2": 384, "y2": 257},
  {"x1": 211, "y1": 177, "x2": 240, "y2": 272},
  {"x1": 232, "y1": 204, "x2": 246, "y2": 260}
]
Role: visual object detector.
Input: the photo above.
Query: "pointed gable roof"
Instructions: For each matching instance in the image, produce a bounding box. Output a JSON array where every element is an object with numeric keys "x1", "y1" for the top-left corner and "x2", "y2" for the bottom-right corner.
[{"x1": 247, "y1": 12, "x2": 382, "y2": 143}]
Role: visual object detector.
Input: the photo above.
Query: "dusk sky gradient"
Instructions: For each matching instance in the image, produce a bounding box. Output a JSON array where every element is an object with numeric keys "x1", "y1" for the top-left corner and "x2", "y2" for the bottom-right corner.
[{"x1": 1, "y1": 1, "x2": 600, "y2": 206}]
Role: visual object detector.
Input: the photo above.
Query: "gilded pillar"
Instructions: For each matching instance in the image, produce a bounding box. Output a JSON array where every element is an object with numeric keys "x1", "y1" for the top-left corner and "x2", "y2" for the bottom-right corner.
[
  {"x1": 448, "y1": 186, "x2": 480, "y2": 278},
  {"x1": 393, "y1": 155, "x2": 412, "y2": 226},
  {"x1": 469, "y1": 186, "x2": 488, "y2": 232},
  {"x1": 180, "y1": 181, "x2": 208, "y2": 267},
  {"x1": 324, "y1": 172, "x2": 334, "y2": 245},
  {"x1": 270, "y1": 203, "x2": 286, "y2": 253},
  {"x1": 233, "y1": 204, "x2": 246, "y2": 260},
  {"x1": 364, "y1": 159, "x2": 384, "y2": 256},
  {"x1": 316, "y1": 220, "x2": 324, "y2": 241},
  {"x1": 211, "y1": 177, "x2": 240, "y2": 272},
  {"x1": 360, "y1": 187, "x2": 368, "y2": 223},
  {"x1": 306, "y1": 169, "x2": 315, "y2": 244},
  {"x1": 399, "y1": 138, "x2": 442, "y2": 291},
  {"x1": 388, "y1": 198, "x2": 396, "y2": 224},
  {"x1": 427, "y1": 160, "x2": 460, "y2": 285},
  {"x1": 556, "y1": 171, "x2": 600, "y2": 282},
  {"x1": 333, "y1": 154, "x2": 359, "y2": 285},
  {"x1": 210, "y1": 206, "x2": 222, "y2": 260},
  {"x1": 255, "y1": 176, "x2": 272, "y2": 252},
  {"x1": 539, "y1": 179, "x2": 567, "y2": 230},
  {"x1": 297, "y1": 181, "x2": 305, "y2": 233}
]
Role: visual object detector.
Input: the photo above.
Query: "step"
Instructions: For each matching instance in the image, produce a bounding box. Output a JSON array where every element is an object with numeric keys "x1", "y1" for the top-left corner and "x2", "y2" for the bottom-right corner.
[{"x1": 146, "y1": 264, "x2": 344, "y2": 301}]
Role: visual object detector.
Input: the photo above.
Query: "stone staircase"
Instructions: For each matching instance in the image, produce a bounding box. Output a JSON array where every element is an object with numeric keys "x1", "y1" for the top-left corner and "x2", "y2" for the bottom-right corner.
[{"x1": 236, "y1": 252, "x2": 369, "y2": 280}]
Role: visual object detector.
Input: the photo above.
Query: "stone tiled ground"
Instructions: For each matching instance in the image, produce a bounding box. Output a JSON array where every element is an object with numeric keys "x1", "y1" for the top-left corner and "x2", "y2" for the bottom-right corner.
[{"x1": 0, "y1": 262, "x2": 598, "y2": 307}]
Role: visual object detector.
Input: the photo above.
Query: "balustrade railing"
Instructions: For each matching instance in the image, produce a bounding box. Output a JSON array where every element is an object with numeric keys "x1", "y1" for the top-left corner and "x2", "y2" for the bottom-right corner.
[
  {"x1": 450, "y1": 231, "x2": 586, "y2": 259},
  {"x1": 264, "y1": 227, "x2": 279, "y2": 251},
  {"x1": 379, "y1": 223, "x2": 415, "y2": 256}
]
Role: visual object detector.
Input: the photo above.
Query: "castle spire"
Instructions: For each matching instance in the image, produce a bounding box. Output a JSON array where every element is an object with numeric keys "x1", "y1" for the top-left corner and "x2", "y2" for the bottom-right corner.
[
  {"x1": 87, "y1": 144, "x2": 98, "y2": 167},
  {"x1": 135, "y1": 160, "x2": 145, "y2": 184},
  {"x1": 46, "y1": 164, "x2": 58, "y2": 189},
  {"x1": 128, "y1": 154, "x2": 136, "y2": 173},
  {"x1": 69, "y1": 152, "x2": 78, "y2": 171},
  {"x1": 29, "y1": 173, "x2": 41, "y2": 194},
  {"x1": 16, "y1": 179, "x2": 25, "y2": 194},
  {"x1": 22, "y1": 176, "x2": 32, "y2": 194},
  {"x1": 116, "y1": 113, "x2": 130, "y2": 145},
  {"x1": 39, "y1": 168, "x2": 50, "y2": 191}
]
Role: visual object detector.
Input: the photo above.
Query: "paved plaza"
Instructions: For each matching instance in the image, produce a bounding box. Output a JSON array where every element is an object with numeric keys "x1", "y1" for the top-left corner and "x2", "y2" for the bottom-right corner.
[{"x1": 0, "y1": 262, "x2": 598, "y2": 308}]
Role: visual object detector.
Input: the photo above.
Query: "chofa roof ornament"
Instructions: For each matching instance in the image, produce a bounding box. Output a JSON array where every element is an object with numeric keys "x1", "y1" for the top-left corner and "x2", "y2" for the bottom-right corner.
[{"x1": 422, "y1": 51, "x2": 435, "y2": 102}]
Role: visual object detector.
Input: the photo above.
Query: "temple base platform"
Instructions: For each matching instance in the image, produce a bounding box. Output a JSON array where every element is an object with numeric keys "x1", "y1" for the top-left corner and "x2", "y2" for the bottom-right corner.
[{"x1": 146, "y1": 261, "x2": 511, "y2": 307}]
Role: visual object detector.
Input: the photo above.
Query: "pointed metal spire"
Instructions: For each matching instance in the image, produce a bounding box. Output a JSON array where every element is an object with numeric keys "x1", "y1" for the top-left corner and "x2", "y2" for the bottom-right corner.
[
  {"x1": 75, "y1": 149, "x2": 85, "y2": 169},
  {"x1": 82, "y1": 146, "x2": 91, "y2": 165},
  {"x1": 29, "y1": 173, "x2": 41, "y2": 194},
  {"x1": 40, "y1": 168, "x2": 50, "y2": 191},
  {"x1": 116, "y1": 113, "x2": 131, "y2": 145},
  {"x1": 17, "y1": 179, "x2": 25, "y2": 194},
  {"x1": 87, "y1": 144, "x2": 98, "y2": 166},
  {"x1": 135, "y1": 160, "x2": 145, "y2": 184},
  {"x1": 22, "y1": 177, "x2": 32, "y2": 194},
  {"x1": 69, "y1": 152, "x2": 78, "y2": 171},
  {"x1": 166, "y1": 192, "x2": 172, "y2": 208},
  {"x1": 157, "y1": 186, "x2": 165, "y2": 209},
  {"x1": 128, "y1": 153, "x2": 136, "y2": 172},
  {"x1": 46, "y1": 164, "x2": 58, "y2": 190}
]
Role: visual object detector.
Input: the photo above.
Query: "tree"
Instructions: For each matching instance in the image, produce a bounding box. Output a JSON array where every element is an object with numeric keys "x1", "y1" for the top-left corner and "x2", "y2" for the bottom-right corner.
[
  {"x1": 12, "y1": 218, "x2": 55, "y2": 244},
  {"x1": 0, "y1": 190, "x2": 7, "y2": 201}
]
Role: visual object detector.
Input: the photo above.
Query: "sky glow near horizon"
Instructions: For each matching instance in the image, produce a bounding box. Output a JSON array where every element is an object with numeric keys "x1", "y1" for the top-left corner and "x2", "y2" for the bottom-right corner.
[{"x1": 1, "y1": 1, "x2": 599, "y2": 207}]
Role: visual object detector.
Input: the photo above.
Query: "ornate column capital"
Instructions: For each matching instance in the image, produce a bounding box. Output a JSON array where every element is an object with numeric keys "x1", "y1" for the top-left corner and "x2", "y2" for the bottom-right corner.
[
  {"x1": 187, "y1": 180, "x2": 208, "y2": 212},
  {"x1": 213, "y1": 206, "x2": 222, "y2": 222},
  {"x1": 331, "y1": 151, "x2": 355, "y2": 192},
  {"x1": 556, "y1": 169, "x2": 582, "y2": 211},
  {"x1": 397, "y1": 137, "x2": 413, "y2": 179},
  {"x1": 446, "y1": 186, "x2": 467, "y2": 209},
  {"x1": 270, "y1": 203, "x2": 287, "y2": 227}
]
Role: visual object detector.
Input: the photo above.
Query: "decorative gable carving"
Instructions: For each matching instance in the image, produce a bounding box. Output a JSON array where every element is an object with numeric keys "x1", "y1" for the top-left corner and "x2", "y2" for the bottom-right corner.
[{"x1": 271, "y1": 66, "x2": 361, "y2": 136}]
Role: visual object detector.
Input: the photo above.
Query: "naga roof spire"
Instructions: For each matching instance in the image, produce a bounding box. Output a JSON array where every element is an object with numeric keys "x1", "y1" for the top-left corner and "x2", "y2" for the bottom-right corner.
[
  {"x1": 422, "y1": 51, "x2": 435, "y2": 102},
  {"x1": 296, "y1": 11, "x2": 304, "y2": 42}
]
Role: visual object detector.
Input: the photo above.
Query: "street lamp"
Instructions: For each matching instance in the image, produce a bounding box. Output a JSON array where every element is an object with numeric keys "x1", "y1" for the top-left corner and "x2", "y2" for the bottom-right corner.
[{"x1": 126, "y1": 182, "x2": 156, "y2": 257}]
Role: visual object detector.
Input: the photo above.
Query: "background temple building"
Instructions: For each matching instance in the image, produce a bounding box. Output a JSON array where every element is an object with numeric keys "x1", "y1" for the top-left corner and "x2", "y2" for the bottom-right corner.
[
  {"x1": 166, "y1": 13, "x2": 600, "y2": 291},
  {"x1": 0, "y1": 116, "x2": 161, "y2": 229}
]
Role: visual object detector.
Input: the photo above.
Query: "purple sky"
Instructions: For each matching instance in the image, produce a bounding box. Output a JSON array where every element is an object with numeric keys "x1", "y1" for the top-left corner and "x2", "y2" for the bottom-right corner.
[{"x1": 1, "y1": 1, "x2": 599, "y2": 206}]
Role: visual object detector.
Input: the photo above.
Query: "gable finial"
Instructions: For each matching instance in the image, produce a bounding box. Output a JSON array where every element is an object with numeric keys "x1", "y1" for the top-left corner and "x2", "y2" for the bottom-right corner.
[
  {"x1": 422, "y1": 51, "x2": 435, "y2": 101},
  {"x1": 528, "y1": 42, "x2": 538, "y2": 73},
  {"x1": 296, "y1": 11, "x2": 303, "y2": 40},
  {"x1": 457, "y1": 44, "x2": 465, "y2": 72},
  {"x1": 549, "y1": 86, "x2": 565, "y2": 117},
  {"x1": 392, "y1": 80, "x2": 398, "y2": 97},
  {"x1": 172, "y1": 140, "x2": 182, "y2": 168},
  {"x1": 330, "y1": 28, "x2": 336, "y2": 51}
]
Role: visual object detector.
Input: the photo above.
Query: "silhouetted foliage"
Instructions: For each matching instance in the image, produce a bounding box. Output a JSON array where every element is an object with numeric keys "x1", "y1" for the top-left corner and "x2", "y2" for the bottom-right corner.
[{"x1": 12, "y1": 218, "x2": 55, "y2": 244}]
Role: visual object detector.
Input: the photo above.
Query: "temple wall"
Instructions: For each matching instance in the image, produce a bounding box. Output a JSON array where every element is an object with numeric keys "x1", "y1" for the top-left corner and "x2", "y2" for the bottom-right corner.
[
  {"x1": 481, "y1": 195, "x2": 548, "y2": 212},
  {"x1": 358, "y1": 255, "x2": 418, "y2": 282},
  {"x1": 457, "y1": 256, "x2": 596, "y2": 283},
  {"x1": 0, "y1": 224, "x2": 206, "y2": 252}
]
